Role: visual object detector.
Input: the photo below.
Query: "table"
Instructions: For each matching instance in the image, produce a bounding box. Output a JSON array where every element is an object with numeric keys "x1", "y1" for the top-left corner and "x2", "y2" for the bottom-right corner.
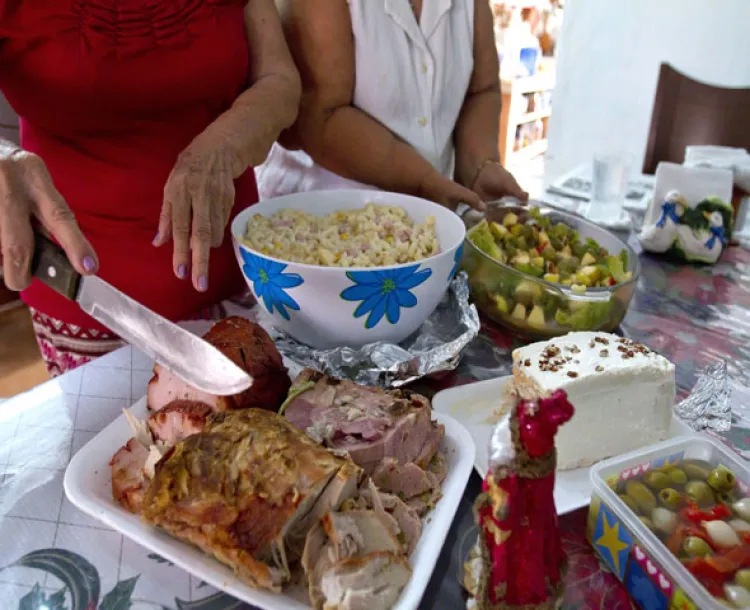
[{"x1": 1, "y1": 243, "x2": 749, "y2": 610}]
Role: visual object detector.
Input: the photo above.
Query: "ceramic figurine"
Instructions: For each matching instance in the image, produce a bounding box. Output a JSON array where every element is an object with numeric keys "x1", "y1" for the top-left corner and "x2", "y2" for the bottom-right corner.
[
  {"x1": 673, "y1": 198, "x2": 732, "y2": 264},
  {"x1": 638, "y1": 190, "x2": 686, "y2": 253},
  {"x1": 464, "y1": 389, "x2": 575, "y2": 610}
]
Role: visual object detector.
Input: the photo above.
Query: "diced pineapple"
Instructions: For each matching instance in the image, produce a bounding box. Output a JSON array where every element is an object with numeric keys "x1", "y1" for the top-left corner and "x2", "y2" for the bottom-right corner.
[
  {"x1": 527, "y1": 305, "x2": 546, "y2": 328},
  {"x1": 489, "y1": 222, "x2": 509, "y2": 240},
  {"x1": 571, "y1": 283, "x2": 587, "y2": 294},
  {"x1": 511, "y1": 303, "x2": 527, "y2": 320},
  {"x1": 543, "y1": 273, "x2": 560, "y2": 283},
  {"x1": 532, "y1": 256, "x2": 545, "y2": 268},
  {"x1": 538, "y1": 231, "x2": 551, "y2": 248},
  {"x1": 581, "y1": 252, "x2": 597, "y2": 267},
  {"x1": 575, "y1": 265, "x2": 601, "y2": 286},
  {"x1": 561, "y1": 244, "x2": 573, "y2": 259},
  {"x1": 512, "y1": 252, "x2": 531, "y2": 265},
  {"x1": 492, "y1": 294, "x2": 511, "y2": 313},
  {"x1": 502, "y1": 212, "x2": 519, "y2": 227},
  {"x1": 515, "y1": 280, "x2": 542, "y2": 305},
  {"x1": 560, "y1": 277, "x2": 574, "y2": 286}
]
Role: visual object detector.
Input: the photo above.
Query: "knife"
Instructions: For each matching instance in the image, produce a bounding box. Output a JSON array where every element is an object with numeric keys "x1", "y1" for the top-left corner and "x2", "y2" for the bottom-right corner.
[{"x1": 31, "y1": 233, "x2": 253, "y2": 396}]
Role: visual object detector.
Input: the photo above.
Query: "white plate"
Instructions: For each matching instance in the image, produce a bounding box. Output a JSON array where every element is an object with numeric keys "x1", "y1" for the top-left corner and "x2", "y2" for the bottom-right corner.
[
  {"x1": 432, "y1": 376, "x2": 695, "y2": 515},
  {"x1": 63, "y1": 398, "x2": 475, "y2": 610}
]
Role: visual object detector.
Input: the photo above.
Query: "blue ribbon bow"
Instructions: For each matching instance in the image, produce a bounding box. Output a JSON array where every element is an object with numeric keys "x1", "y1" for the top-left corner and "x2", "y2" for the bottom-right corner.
[
  {"x1": 656, "y1": 201, "x2": 680, "y2": 228},
  {"x1": 705, "y1": 225, "x2": 727, "y2": 250}
]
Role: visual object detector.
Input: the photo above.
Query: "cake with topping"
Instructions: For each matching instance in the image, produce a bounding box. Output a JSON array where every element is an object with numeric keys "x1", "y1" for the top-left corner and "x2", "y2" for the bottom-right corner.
[{"x1": 510, "y1": 331, "x2": 675, "y2": 470}]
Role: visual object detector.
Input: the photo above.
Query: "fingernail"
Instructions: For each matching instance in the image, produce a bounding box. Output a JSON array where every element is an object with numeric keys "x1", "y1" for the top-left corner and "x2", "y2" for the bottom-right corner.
[
  {"x1": 198, "y1": 275, "x2": 208, "y2": 292},
  {"x1": 82, "y1": 256, "x2": 97, "y2": 273},
  {"x1": 152, "y1": 232, "x2": 160, "y2": 246},
  {"x1": 177, "y1": 264, "x2": 188, "y2": 279}
]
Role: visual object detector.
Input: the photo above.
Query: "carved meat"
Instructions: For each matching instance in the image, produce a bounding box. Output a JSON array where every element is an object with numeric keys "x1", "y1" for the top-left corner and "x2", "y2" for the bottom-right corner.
[
  {"x1": 147, "y1": 317, "x2": 291, "y2": 413},
  {"x1": 147, "y1": 400, "x2": 213, "y2": 445},
  {"x1": 110, "y1": 438, "x2": 149, "y2": 513},
  {"x1": 139, "y1": 409, "x2": 362, "y2": 591},
  {"x1": 283, "y1": 370, "x2": 444, "y2": 475}
]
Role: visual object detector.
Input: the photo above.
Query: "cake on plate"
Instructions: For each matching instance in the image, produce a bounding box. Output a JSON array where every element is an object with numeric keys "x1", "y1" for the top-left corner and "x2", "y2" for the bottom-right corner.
[{"x1": 509, "y1": 331, "x2": 675, "y2": 470}]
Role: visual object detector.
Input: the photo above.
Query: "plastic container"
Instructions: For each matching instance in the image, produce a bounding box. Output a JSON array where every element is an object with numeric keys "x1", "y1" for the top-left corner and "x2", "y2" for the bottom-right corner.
[
  {"x1": 588, "y1": 435, "x2": 750, "y2": 610},
  {"x1": 460, "y1": 205, "x2": 639, "y2": 339}
]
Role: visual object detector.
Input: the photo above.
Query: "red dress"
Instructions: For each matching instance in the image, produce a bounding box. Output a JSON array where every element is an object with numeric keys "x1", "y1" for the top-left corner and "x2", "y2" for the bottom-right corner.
[
  {"x1": 0, "y1": 1, "x2": 256, "y2": 365},
  {"x1": 474, "y1": 390, "x2": 575, "y2": 609}
]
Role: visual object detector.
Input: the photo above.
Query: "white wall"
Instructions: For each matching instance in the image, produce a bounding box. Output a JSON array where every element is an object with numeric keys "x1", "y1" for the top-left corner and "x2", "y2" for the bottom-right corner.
[{"x1": 545, "y1": 0, "x2": 750, "y2": 183}]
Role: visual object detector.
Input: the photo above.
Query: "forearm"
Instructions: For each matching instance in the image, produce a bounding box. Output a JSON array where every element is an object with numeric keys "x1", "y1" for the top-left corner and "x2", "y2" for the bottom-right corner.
[
  {"x1": 205, "y1": 71, "x2": 301, "y2": 177},
  {"x1": 302, "y1": 105, "x2": 439, "y2": 196},
  {"x1": 453, "y1": 88, "x2": 501, "y2": 187}
]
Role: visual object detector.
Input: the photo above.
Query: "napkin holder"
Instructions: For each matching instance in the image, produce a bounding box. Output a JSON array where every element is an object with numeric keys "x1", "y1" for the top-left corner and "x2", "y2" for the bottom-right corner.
[{"x1": 638, "y1": 162, "x2": 734, "y2": 264}]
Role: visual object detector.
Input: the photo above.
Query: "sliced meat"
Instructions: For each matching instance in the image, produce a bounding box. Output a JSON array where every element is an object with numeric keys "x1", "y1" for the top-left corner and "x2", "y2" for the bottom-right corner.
[
  {"x1": 406, "y1": 482, "x2": 443, "y2": 517},
  {"x1": 147, "y1": 317, "x2": 290, "y2": 413},
  {"x1": 110, "y1": 437, "x2": 149, "y2": 513},
  {"x1": 147, "y1": 400, "x2": 213, "y2": 445},
  {"x1": 357, "y1": 483, "x2": 422, "y2": 556},
  {"x1": 319, "y1": 552, "x2": 411, "y2": 610},
  {"x1": 284, "y1": 370, "x2": 442, "y2": 475},
  {"x1": 322, "y1": 510, "x2": 400, "y2": 559},
  {"x1": 371, "y1": 459, "x2": 436, "y2": 500},
  {"x1": 427, "y1": 451, "x2": 448, "y2": 485}
]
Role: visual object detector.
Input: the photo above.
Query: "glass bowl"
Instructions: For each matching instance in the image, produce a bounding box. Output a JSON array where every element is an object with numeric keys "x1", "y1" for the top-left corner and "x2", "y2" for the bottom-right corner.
[{"x1": 460, "y1": 204, "x2": 640, "y2": 339}]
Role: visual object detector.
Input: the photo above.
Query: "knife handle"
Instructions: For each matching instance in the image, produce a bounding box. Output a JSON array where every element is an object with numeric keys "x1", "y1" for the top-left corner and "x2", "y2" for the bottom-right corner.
[{"x1": 31, "y1": 232, "x2": 81, "y2": 300}]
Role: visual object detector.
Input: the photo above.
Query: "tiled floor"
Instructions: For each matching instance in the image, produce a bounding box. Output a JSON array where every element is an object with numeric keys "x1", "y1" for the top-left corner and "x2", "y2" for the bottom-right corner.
[{"x1": 0, "y1": 306, "x2": 48, "y2": 398}]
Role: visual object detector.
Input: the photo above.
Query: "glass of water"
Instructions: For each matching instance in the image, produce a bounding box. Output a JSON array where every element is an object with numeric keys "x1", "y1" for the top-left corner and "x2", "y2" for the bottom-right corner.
[{"x1": 590, "y1": 153, "x2": 631, "y2": 222}]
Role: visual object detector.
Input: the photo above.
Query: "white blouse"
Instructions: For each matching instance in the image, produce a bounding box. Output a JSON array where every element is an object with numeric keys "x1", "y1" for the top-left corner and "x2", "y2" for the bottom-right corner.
[{"x1": 256, "y1": 0, "x2": 475, "y2": 200}]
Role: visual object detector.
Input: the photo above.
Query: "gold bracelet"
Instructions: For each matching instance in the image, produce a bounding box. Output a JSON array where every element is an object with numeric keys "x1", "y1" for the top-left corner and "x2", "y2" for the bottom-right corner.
[{"x1": 470, "y1": 158, "x2": 500, "y2": 189}]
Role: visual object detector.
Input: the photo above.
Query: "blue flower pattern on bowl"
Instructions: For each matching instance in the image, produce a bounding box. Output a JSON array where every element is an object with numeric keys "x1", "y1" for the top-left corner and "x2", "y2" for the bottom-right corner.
[
  {"x1": 449, "y1": 244, "x2": 464, "y2": 281},
  {"x1": 340, "y1": 265, "x2": 432, "y2": 329},
  {"x1": 240, "y1": 250, "x2": 303, "y2": 321}
]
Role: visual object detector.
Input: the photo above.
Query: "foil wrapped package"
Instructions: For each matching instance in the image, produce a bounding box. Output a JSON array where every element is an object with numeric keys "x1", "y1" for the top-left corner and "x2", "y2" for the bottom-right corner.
[
  {"x1": 674, "y1": 360, "x2": 732, "y2": 433},
  {"x1": 252, "y1": 273, "x2": 480, "y2": 388}
]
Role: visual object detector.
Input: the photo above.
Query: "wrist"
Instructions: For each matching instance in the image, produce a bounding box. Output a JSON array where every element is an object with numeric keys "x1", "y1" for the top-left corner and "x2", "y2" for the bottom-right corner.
[{"x1": 470, "y1": 157, "x2": 500, "y2": 190}]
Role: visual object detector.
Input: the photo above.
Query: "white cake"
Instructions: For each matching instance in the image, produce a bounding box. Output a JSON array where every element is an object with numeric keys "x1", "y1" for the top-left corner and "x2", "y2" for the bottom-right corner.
[{"x1": 511, "y1": 331, "x2": 676, "y2": 471}]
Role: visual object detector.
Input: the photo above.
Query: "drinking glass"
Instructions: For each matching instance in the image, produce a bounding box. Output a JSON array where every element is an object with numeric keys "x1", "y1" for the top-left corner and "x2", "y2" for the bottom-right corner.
[{"x1": 590, "y1": 153, "x2": 631, "y2": 221}]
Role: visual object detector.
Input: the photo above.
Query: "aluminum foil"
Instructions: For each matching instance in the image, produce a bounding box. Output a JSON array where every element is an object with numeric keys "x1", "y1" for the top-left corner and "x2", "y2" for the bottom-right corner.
[
  {"x1": 674, "y1": 360, "x2": 733, "y2": 433},
  {"x1": 261, "y1": 272, "x2": 480, "y2": 388}
]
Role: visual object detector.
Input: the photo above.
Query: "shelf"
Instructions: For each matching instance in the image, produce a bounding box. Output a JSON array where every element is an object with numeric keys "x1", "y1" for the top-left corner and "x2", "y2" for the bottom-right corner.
[
  {"x1": 512, "y1": 109, "x2": 552, "y2": 125},
  {"x1": 509, "y1": 139, "x2": 548, "y2": 163}
]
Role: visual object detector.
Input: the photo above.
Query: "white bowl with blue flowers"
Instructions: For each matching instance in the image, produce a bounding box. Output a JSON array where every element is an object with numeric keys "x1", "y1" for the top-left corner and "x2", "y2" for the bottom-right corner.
[{"x1": 231, "y1": 189, "x2": 466, "y2": 349}]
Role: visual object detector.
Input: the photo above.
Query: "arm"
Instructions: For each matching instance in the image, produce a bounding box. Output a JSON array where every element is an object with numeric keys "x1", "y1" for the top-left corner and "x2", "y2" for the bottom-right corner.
[
  {"x1": 156, "y1": 0, "x2": 302, "y2": 290},
  {"x1": 283, "y1": 0, "x2": 481, "y2": 209},
  {"x1": 453, "y1": 0, "x2": 501, "y2": 187},
  {"x1": 454, "y1": 1, "x2": 527, "y2": 201},
  {"x1": 209, "y1": 0, "x2": 302, "y2": 174}
]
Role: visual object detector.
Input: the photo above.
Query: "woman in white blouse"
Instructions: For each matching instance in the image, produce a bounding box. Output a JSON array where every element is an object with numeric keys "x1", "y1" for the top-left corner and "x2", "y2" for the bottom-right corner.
[{"x1": 257, "y1": 0, "x2": 527, "y2": 211}]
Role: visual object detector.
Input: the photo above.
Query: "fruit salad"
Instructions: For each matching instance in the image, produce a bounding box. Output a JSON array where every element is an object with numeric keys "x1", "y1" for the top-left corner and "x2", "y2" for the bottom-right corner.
[
  {"x1": 462, "y1": 207, "x2": 636, "y2": 335},
  {"x1": 616, "y1": 459, "x2": 750, "y2": 608}
]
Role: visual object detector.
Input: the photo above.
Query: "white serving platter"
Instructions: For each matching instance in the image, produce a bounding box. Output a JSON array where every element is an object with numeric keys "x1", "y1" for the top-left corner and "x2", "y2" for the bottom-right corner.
[
  {"x1": 64, "y1": 397, "x2": 475, "y2": 610},
  {"x1": 431, "y1": 375, "x2": 695, "y2": 515}
]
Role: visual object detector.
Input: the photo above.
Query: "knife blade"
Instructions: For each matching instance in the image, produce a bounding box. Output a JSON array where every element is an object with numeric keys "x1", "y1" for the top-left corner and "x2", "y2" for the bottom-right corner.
[{"x1": 31, "y1": 233, "x2": 253, "y2": 396}]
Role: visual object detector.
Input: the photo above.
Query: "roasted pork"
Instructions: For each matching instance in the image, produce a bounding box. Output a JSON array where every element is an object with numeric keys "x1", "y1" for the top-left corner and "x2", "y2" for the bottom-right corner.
[
  {"x1": 283, "y1": 370, "x2": 444, "y2": 474},
  {"x1": 110, "y1": 438, "x2": 149, "y2": 513},
  {"x1": 147, "y1": 400, "x2": 213, "y2": 445},
  {"x1": 147, "y1": 317, "x2": 291, "y2": 413},
  {"x1": 140, "y1": 409, "x2": 363, "y2": 591}
]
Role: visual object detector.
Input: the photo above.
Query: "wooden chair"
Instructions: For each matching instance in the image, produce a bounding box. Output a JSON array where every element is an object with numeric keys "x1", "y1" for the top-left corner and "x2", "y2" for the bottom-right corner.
[{"x1": 643, "y1": 63, "x2": 750, "y2": 175}]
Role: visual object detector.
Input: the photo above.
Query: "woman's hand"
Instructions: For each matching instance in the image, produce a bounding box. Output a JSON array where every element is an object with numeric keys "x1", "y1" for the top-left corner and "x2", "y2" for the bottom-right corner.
[
  {"x1": 0, "y1": 145, "x2": 97, "y2": 291},
  {"x1": 472, "y1": 161, "x2": 528, "y2": 203},
  {"x1": 418, "y1": 171, "x2": 485, "y2": 212},
  {"x1": 153, "y1": 131, "x2": 241, "y2": 293}
]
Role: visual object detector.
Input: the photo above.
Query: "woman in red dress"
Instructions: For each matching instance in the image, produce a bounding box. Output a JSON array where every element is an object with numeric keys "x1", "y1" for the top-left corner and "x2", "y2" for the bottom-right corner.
[
  {"x1": 0, "y1": 1, "x2": 300, "y2": 375},
  {"x1": 469, "y1": 389, "x2": 575, "y2": 610}
]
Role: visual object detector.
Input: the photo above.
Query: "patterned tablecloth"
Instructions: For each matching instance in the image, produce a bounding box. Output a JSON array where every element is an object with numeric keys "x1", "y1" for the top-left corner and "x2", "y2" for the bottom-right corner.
[{"x1": 0, "y1": 240, "x2": 749, "y2": 610}]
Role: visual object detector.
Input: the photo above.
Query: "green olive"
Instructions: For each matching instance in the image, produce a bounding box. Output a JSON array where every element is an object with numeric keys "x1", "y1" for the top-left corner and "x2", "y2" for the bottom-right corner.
[
  {"x1": 668, "y1": 468, "x2": 688, "y2": 486},
  {"x1": 619, "y1": 494, "x2": 639, "y2": 514},
  {"x1": 715, "y1": 491, "x2": 735, "y2": 505},
  {"x1": 685, "y1": 480, "x2": 715, "y2": 507},
  {"x1": 683, "y1": 536, "x2": 712, "y2": 558},
  {"x1": 643, "y1": 471, "x2": 671, "y2": 491},
  {"x1": 736, "y1": 569, "x2": 750, "y2": 590},
  {"x1": 659, "y1": 488, "x2": 684, "y2": 510},
  {"x1": 626, "y1": 481, "x2": 657, "y2": 514},
  {"x1": 683, "y1": 460, "x2": 713, "y2": 481},
  {"x1": 639, "y1": 516, "x2": 655, "y2": 532},
  {"x1": 708, "y1": 468, "x2": 736, "y2": 493}
]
